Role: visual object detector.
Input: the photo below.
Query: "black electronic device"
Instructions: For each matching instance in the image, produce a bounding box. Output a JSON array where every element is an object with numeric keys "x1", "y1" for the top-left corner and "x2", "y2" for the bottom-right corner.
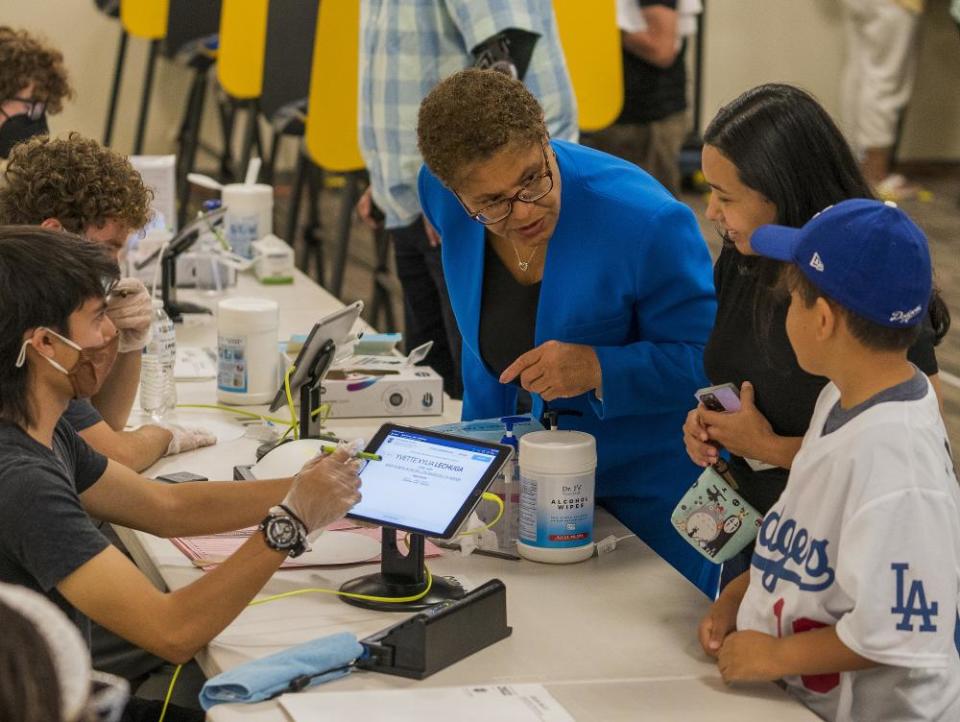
[
  {"x1": 358, "y1": 579, "x2": 512, "y2": 680},
  {"x1": 339, "y1": 424, "x2": 512, "y2": 612},
  {"x1": 134, "y1": 206, "x2": 227, "y2": 322},
  {"x1": 269, "y1": 301, "x2": 363, "y2": 439}
]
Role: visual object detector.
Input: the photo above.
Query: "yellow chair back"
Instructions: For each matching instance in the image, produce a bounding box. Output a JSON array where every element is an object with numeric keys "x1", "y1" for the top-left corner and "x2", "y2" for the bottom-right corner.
[
  {"x1": 304, "y1": 0, "x2": 364, "y2": 172},
  {"x1": 552, "y1": 0, "x2": 623, "y2": 131},
  {"x1": 120, "y1": 0, "x2": 170, "y2": 40},
  {"x1": 216, "y1": 0, "x2": 270, "y2": 100}
]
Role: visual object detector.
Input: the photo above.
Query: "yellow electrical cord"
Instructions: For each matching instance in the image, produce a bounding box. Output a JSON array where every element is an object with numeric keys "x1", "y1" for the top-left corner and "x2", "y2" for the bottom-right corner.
[
  {"x1": 460, "y1": 491, "x2": 504, "y2": 536},
  {"x1": 175, "y1": 403, "x2": 290, "y2": 426},
  {"x1": 157, "y1": 662, "x2": 182, "y2": 722},
  {"x1": 283, "y1": 364, "x2": 299, "y2": 439}
]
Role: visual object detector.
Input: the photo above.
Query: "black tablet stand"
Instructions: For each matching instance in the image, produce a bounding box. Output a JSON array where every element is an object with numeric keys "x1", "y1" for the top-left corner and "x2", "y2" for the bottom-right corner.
[
  {"x1": 297, "y1": 338, "x2": 336, "y2": 439},
  {"x1": 161, "y1": 246, "x2": 213, "y2": 323},
  {"x1": 340, "y1": 529, "x2": 465, "y2": 612}
]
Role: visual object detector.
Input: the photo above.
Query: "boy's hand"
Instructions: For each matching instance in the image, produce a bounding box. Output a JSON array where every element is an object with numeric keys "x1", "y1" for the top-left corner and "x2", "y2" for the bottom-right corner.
[
  {"x1": 717, "y1": 630, "x2": 784, "y2": 683},
  {"x1": 698, "y1": 596, "x2": 738, "y2": 658},
  {"x1": 698, "y1": 382, "x2": 775, "y2": 461}
]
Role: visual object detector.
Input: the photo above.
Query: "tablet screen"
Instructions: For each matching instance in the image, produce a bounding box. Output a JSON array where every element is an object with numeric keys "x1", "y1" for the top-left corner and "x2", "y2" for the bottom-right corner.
[{"x1": 348, "y1": 424, "x2": 512, "y2": 538}]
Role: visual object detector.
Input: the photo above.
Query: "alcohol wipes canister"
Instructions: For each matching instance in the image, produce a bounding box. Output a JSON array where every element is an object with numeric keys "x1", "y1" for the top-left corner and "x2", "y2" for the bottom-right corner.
[{"x1": 517, "y1": 429, "x2": 596, "y2": 563}]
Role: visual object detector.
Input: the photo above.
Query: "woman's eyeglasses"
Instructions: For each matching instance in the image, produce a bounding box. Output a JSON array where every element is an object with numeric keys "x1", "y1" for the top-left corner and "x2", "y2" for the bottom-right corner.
[{"x1": 458, "y1": 144, "x2": 553, "y2": 225}]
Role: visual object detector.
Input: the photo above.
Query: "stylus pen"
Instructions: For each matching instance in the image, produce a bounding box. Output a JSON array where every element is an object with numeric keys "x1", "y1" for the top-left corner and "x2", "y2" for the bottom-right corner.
[{"x1": 319, "y1": 445, "x2": 382, "y2": 462}]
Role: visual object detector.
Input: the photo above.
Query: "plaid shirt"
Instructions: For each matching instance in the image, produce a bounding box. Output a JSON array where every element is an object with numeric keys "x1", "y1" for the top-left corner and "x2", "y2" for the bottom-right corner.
[{"x1": 359, "y1": 0, "x2": 578, "y2": 229}]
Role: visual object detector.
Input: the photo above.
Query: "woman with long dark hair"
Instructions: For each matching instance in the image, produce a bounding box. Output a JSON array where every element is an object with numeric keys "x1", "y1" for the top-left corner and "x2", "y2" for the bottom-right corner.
[{"x1": 682, "y1": 83, "x2": 950, "y2": 589}]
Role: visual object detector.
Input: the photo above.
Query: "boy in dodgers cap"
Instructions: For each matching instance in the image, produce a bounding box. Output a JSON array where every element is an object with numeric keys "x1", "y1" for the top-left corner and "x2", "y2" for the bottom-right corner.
[{"x1": 697, "y1": 199, "x2": 960, "y2": 721}]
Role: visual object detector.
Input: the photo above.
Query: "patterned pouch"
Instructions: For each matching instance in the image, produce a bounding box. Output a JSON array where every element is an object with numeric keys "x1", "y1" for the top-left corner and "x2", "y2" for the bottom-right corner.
[{"x1": 671, "y1": 459, "x2": 762, "y2": 564}]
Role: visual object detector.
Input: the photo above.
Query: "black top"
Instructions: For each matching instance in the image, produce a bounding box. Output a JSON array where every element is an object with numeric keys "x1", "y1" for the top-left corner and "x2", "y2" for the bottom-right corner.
[
  {"x1": 703, "y1": 247, "x2": 939, "y2": 514},
  {"x1": 478, "y1": 241, "x2": 541, "y2": 379},
  {"x1": 0, "y1": 419, "x2": 109, "y2": 645},
  {"x1": 62, "y1": 398, "x2": 104, "y2": 432},
  {"x1": 617, "y1": 0, "x2": 688, "y2": 125}
]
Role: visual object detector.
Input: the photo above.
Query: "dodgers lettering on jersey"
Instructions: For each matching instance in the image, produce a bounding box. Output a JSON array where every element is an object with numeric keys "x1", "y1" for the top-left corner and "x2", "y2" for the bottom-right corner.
[{"x1": 752, "y1": 510, "x2": 835, "y2": 593}]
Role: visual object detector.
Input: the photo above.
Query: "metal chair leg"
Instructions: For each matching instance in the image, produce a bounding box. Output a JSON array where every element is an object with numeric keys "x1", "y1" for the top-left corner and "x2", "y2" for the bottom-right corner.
[
  {"x1": 304, "y1": 162, "x2": 325, "y2": 284},
  {"x1": 330, "y1": 172, "x2": 361, "y2": 298},
  {"x1": 103, "y1": 29, "x2": 128, "y2": 147},
  {"x1": 133, "y1": 39, "x2": 160, "y2": 155},
  {"x1": 286, "y1": 149, "x2": 308, "y2": 260},
  {"x1": 176, "y1": 66, "x2": 210, "y2": 229},
  {"x1": 218, "y1": 95, "x2": 237, "y2": 183}
]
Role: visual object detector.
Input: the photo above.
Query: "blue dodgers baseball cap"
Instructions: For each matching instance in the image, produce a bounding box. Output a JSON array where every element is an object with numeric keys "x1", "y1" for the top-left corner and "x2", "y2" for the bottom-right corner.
[{"x1": 750, "y1": 199, "x2": 931, "y2": 327}]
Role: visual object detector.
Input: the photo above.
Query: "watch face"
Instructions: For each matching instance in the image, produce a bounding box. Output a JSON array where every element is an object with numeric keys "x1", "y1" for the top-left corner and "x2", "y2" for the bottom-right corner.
[{"x1": 268, "y1": 517, "x2": 297, "y2": 547}]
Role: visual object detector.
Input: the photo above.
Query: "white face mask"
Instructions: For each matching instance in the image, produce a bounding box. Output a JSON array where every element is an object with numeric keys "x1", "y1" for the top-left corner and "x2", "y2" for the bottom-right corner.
[{"x1": 16, "y1": 327, "x2": 120, "y2": 399}]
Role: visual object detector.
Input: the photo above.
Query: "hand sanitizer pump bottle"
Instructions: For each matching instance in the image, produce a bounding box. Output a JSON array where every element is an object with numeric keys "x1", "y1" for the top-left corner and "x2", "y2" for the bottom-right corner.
[
  {"x1": 496, "y1": 415, "x2": 526, "y2": 553},
  {"x1": 517, "y1": 411, "x2": 596, "y2": 563}
]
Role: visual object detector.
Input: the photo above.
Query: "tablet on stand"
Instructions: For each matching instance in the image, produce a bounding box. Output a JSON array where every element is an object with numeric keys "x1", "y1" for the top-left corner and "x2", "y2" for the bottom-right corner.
[
  {"x1": 134, "y1": 205, "x2": 227, "y2": 322},
  {"x1": 340, "y1": 424, "x2": 513, "y2": 612},
  {"x1": 268, "y1": 300, "x2": 363, "y2": 440}
]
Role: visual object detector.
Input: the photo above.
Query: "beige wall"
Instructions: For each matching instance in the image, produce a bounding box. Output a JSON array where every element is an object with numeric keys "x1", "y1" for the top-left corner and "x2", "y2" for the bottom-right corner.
[
  {"x1": 6, "y1": 0, "x2": 960, "y2": 162},
  {"x1": 700, "y1": 0, "x2": 960, "y2": 162}
]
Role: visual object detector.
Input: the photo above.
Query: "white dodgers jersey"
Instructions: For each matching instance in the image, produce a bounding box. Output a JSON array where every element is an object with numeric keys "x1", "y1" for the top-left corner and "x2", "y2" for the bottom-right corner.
[{"x1": 737, "y1": 379, "x2": 960, "y2": 721}]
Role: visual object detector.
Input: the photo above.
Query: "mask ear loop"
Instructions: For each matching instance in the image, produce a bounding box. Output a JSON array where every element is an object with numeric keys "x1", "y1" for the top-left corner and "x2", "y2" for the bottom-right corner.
[{"x1": 15, "y1": 327, "x2": 78, "y2": 373}]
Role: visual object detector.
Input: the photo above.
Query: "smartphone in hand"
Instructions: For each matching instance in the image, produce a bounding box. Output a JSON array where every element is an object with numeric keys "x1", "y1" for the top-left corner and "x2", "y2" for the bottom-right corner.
[{"x1": 695, "y1": 383, "x2": 741, "y2": 413}]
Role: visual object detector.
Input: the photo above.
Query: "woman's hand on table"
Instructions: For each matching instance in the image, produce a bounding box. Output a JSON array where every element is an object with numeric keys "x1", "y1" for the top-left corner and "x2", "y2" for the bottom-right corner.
[
  {"x1": 683, "y1": 406, "x2": 719, "y2": 467},
  {"x1": 499, "y1": 341, "x2": 602, "y2": 402},
  {"x1": 697, "y1": 382, "x2": 778, "y2": 463}
]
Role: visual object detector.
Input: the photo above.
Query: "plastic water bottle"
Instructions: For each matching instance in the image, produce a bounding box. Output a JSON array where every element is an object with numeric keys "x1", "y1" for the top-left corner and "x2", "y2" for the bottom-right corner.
[{"x1": 140, "y1": 299, "x2": 177, "y2": 420}]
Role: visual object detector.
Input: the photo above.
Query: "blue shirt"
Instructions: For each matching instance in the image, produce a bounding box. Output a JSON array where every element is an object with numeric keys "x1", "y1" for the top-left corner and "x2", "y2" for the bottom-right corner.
[
  {"x1": 359, "y1": 0, "x2": 578, "y2": 229},
  {"x1": 420, "y1": 140, "x2": 718, "y2": 588}
]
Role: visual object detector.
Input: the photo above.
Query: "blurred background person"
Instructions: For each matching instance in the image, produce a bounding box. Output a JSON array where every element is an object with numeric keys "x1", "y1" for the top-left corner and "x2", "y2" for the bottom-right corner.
[
  {"x1": 0, "y1": 26, "x2": 72, "y2": 159},
  {"x1": 840, "y1": 0, "x2": 924, "y2": 199},
  {"x1": 583, "y1": 0, "x2": 701, "y2": 196}
]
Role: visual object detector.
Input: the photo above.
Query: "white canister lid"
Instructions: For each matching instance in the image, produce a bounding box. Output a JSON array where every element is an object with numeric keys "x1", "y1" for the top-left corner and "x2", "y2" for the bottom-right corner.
[
  {"x1": 217, "y1": 297, "x2": 279, "y2": 332},
  {"x1": 222, "y1": 183, "x2": 273, "y2": 198},
  {"x1": 519, "y1": 429, "x2": 596, "y2": 474}
]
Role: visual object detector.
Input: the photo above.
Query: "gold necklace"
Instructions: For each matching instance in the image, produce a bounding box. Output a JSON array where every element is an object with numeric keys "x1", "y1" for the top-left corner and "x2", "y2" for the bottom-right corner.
[{"x1": 511, "y1": 241, "x2": 538, "y2": 272}]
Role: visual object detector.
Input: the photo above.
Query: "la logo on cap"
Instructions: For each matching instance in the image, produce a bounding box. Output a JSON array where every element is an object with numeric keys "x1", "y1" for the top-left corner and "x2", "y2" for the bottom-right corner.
[{"x1": 809, "y1": 252, "x2": 825, "y2": 272}]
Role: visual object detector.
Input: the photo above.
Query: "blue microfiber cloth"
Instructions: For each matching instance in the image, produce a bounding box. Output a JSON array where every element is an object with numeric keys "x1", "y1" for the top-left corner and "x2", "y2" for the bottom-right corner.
[{"x1": 199, "y1": 632, "x2": 363, "y2": 710}]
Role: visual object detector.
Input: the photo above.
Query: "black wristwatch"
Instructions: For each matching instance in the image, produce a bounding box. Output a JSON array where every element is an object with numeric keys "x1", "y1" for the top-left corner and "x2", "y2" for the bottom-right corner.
[{"x1": 259, "y1": 505, "x2": 307, "y2": 558}]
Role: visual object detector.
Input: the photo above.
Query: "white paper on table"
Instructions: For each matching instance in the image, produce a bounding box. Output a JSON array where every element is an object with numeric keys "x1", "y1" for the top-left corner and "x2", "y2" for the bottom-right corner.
[
  {"x1": 280, "y1": 684, "x2": 575, "y2": 722},
  {"x1": 174, "y1": 346, "x2": 217, "y2": 380}
]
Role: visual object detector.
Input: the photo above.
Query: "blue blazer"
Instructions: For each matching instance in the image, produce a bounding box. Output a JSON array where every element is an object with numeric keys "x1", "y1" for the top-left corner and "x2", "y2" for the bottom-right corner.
[{"x1": 419, "y1": 140, "x2": 718, "y2": 590}]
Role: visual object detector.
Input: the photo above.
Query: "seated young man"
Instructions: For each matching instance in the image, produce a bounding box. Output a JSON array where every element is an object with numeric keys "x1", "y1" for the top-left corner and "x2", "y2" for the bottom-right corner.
[
  {"x1": 0, "y1": 227, "x2": 362, "y2": 719},
  {"x1": 0, "y1": 133, "x2": 214, "y2": 472},
  {"x1": 0, "y1": 26, "x2": 72, "y2": 158},
  {"x1": 697, "y1": 199, "x2": 959, "y2": 720}
]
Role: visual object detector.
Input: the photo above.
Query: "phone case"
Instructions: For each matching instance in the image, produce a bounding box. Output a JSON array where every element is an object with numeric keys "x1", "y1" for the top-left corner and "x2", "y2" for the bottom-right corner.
[{"x1": 671, "y1": 465, "x2": 762, "y2": 563}]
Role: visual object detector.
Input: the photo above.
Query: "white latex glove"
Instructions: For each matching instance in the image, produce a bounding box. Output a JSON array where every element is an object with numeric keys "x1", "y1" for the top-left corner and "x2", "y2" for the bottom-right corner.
[
  {"x1": 161, "y1": 424, "x2": 218, "y2": 456},
  {"x1": 108, "y1": 278, "x2": 154, "y2": 353},
  {"x1": 282, "y1": 445, "x2": 363, "y2": 534}
]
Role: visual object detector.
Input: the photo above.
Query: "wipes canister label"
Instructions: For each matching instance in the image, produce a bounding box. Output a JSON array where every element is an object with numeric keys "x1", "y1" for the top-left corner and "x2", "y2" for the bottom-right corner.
[
  {"x1": 519, "y1": 472, "x2": 594, "y2": 548},
  {"x1": 217, "y1": 334, "x2": 247, "y2": 392}
]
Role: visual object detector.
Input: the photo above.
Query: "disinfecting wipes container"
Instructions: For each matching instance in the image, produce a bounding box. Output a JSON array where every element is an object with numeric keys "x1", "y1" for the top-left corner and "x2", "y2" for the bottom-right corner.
[
  {"x1": 217, "y1": 297, "x2": 279, "y2": 405},
  {"x1": 517, "y1": 429, "x2": 597, "y2": 563},
  {"x1": 223, "y1": 183, "x2": 273, "y2": 259}
]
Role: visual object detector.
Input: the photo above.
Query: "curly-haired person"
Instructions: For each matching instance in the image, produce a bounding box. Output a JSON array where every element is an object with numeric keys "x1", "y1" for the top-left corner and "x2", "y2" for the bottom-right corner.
[
  {"x1": 0, "y1": 134, "x2": 216, "y2": 473},
  {"x1": 0, "y1": 26, "x2": 73, "y2": 158}
]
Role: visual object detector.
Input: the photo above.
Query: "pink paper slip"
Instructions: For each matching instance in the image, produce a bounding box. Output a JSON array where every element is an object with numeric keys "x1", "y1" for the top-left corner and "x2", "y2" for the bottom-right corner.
[{"x1": 171, "y1": 524, "x2": 442, "y2": 571}]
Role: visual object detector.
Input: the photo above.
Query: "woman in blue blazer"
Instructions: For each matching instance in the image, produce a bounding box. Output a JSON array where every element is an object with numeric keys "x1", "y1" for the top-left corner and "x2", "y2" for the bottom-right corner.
[{"x1": 417, "y1": 69, "x2": 718, "y2": 595}]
